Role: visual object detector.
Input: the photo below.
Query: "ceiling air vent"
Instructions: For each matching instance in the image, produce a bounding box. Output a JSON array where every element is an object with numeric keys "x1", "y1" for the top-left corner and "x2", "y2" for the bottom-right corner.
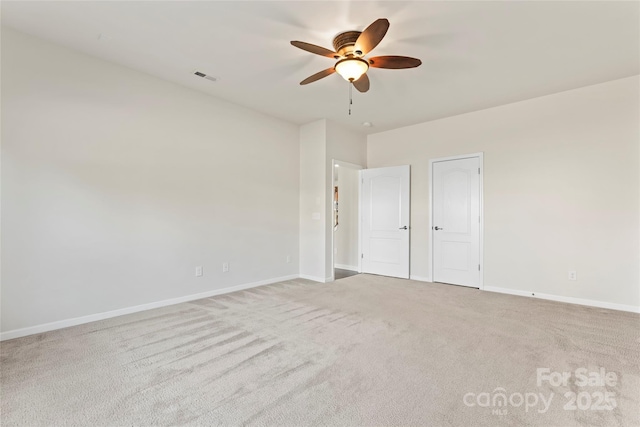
[{"x1": 193, "y1": 71, "x2": 217, "y2": 82}]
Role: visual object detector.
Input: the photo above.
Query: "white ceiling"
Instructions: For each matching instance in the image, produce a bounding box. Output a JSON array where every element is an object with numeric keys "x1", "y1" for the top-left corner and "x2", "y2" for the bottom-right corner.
[{"x1": 2, "y1": 1, "x2": 639, "y2": 134}]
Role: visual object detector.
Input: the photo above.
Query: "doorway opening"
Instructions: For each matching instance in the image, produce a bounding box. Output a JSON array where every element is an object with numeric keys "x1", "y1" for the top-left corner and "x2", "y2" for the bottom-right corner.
[{"x1": 332, "y1": 160, "x2": 363, "y2": 281}]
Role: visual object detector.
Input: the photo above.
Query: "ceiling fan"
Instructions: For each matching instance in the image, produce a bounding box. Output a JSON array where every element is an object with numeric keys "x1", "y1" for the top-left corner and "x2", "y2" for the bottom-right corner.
[{"x1": 291, "y1": 18, "x2": 421, "y2": 93}]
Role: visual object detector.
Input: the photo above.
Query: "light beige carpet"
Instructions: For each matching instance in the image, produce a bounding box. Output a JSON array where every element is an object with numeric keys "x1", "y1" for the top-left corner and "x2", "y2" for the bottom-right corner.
[{"x1": 1, "y1": 275, "x2": 639, "y2": 426}]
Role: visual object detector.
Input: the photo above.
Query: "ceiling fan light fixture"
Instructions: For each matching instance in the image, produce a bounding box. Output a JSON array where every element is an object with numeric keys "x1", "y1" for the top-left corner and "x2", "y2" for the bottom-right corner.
[{"x1": 335, "y1": 58, "x2": 369, "y2": 82}]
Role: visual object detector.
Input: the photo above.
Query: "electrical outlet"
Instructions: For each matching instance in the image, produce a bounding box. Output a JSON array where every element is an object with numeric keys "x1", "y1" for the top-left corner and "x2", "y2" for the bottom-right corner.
[
  {"x1": 568, "y1": 271, "x2": 577, "y2": 281},
  {"x1": 195, "y1": 266, "x2": 203, "y2": 277},
  {"x1": 222, "y1": 262, "x2": 229, "y2": 273},
  {"x1": 286, "y1": 255, "x2": 291, "y2": 263}
]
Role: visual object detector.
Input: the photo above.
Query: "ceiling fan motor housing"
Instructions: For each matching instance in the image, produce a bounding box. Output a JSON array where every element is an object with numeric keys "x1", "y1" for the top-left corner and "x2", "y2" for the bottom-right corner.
[{"x1": 333, "y1": 31, "x2": 362, "y2": 57}]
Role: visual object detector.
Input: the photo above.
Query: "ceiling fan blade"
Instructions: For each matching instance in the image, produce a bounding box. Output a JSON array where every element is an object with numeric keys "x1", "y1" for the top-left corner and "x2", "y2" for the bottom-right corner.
[
  {"x1": 353, "y1": 73, "x2": 370, "y2": 93},
  {"x1": 291, "y1": 41, "x2": 338, "y2": 59},
  {"x1": 368, "y1": 55, "x2": 422, "y2": 69},
  {"x1": 354, "y1": 18, "x2": 390, "y2": 55},
  {"x1": 300, "y1": 68, "x2": 336, "y2": 85}
]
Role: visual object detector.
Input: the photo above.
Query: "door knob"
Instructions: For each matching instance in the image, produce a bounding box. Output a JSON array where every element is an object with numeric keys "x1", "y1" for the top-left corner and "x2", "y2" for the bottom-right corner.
[
  {"x1": 434, "y1": 226, "x2": 444, "y2": 230},
  {"x1": 399, "y1": 226, "x2": 408, "y2": 230}
]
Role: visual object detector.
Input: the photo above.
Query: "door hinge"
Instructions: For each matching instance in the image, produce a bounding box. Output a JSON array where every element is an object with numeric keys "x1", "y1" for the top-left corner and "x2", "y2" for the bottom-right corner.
[
  {"x1": 478, "y1": 167, "x2": 480, "y2": 174},
  {"x1": 478, "y1": 264, "x2": 481, "y2": 271},
  {"x1": 361, "y1": 253, "x2": 364, "y2": 259}
]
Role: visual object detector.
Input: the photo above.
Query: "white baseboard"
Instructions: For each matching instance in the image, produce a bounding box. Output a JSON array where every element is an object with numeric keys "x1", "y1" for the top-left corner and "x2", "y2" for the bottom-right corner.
[
  {"x1": 410, "y1": 275, "x2": 431, "y2": 283},
  {"x1": 7, "y1": 277, "x2": 635, "y2": 341},
  {"x1": 299, "y1": 274, "x2": 329, "y2": 283},
  {"x1": 0, "y1": 274, "x2": 300, "y2": 341},
  {"x1": 484, "y1": 286, "x2": 640, "y2": 313},
  {"x1": 335, "y1": 264, "x2": 358, "y2": 272}
]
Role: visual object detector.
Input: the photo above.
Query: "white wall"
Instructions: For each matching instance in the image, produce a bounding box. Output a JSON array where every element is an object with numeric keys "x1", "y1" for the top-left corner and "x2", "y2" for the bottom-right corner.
[
  {"x1": 298, "y1": 119, "x2": 366, "y2": 281},
  {"x1": 368, "y1": 76, "x2": 640, "y2": 309},
  {"x1": 334, "y1": 165, "x2": 360, "y2": 270},
  {"x1": 1, "y1": 28, "x2": 300, "y2": 334},
  {"x1": 299, "y1": 120, "x2": 327, "y2": 281}
]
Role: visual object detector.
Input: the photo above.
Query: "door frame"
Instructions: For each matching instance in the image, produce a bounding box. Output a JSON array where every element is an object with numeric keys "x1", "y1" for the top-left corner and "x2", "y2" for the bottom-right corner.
[
  {"x1": 330, "y1": 159, "x2": 364, "y2": 282},
  {"x1": 427, "y1": 152, "x2": 484, "y2": 289}
]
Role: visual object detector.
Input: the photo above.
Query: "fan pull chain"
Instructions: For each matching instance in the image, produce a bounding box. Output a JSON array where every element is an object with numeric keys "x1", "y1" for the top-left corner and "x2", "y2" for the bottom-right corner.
[{"x1": 348, "y1": 82, "x2": 353, "y2": 115}]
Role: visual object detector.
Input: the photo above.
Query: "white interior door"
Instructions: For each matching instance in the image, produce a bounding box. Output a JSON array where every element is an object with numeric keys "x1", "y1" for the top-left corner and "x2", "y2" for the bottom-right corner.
[
  {"x1": 432, "y1": 156, "x2": 481, "y2": 287},
  {"x1": 361, "y1": 165, "x2": 410, "y2": 279}
]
